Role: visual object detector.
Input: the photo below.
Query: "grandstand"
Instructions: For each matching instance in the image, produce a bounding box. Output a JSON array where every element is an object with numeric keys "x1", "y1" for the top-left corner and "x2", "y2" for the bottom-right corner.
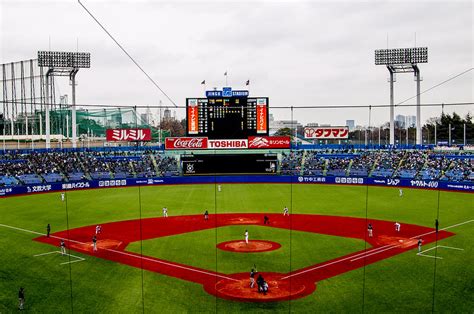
[{"x1": 1, "y1": 148, "x2": 472, "y2": 187}]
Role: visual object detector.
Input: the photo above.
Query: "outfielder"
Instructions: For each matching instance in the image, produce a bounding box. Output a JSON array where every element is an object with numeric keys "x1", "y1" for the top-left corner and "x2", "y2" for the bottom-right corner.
[
  {"x1": 61, "y1": 192, "x2": 65, "y2": 202},
  {"x1": 399, "y1": 189, "x2": 403, "y2": 197},
  {"x1": 418, "y1": 238, "x2": 423, "y2": 253},
  {"x1": 162, "y1": 207, "x2": 168, "y2": 218},
  {"x1": 283, "y1": 206, "x2": 289, "y2": 216},
  {"x1": 244, "y1": 230, "x2": 249, "y2": 244},
  {"x1": 368, "y1": 223, "x2": 373, "y2": 238}
]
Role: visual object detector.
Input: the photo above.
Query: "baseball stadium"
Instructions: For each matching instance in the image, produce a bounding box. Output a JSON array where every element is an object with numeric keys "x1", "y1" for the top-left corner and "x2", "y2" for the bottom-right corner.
[{"x1": 1, "y1": 1, "x2": 473, "y2": 313}]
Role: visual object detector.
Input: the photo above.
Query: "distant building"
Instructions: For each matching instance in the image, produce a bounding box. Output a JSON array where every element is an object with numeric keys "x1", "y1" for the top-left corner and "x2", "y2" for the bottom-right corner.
[
  {"x1": 270, "y1": 119, "x2": 302, "y2": 135},
  {"x1": 395, "y1": 115, "x2": 416, "y2": 128},
  {"x1": 346, "y1": 120, "x2": 355, "y2": 131}
]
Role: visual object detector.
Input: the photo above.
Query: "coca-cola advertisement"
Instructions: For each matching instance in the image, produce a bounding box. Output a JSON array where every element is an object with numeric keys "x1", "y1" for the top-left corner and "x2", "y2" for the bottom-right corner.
[
  {"x1": 106, "y1": 128, "x2": 152, "y2": 141},
  {"x1": 248, "y1": 136, "x2": 291, "y2": 149},
  {"x1": 165, "y1": 137, "x2": 208, "y2": 150}
]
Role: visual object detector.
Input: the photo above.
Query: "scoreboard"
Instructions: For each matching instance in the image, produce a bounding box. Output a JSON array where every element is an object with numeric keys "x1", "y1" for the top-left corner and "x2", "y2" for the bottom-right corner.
[
  {"x1": 186, "y1": 89, "x2": 269, "y2": 139},
  {"x1": 181, "y1": 153, "x2": 278, "y2": 175}
]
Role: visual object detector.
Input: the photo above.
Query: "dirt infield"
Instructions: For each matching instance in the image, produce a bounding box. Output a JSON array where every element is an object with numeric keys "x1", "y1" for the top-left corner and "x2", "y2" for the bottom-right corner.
[
  {"x1": 217, "y1": 240, "x2": 281, "y2": 253},
  {"x1": 34, "y1": 213, "x2": 454, "y2": 302}
]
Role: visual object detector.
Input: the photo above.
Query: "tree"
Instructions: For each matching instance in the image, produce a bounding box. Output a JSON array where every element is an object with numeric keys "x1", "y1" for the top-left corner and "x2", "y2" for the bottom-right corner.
[{"x1": 275, "y1": 127, "x2": 294, "y2": 138}]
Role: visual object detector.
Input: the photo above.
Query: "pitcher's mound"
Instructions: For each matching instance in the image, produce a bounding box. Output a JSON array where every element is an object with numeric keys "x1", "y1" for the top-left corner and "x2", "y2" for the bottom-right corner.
[
  {"x1": 217, "y1": 240, "x2": 281, "y2": 253},
  {"x1": 204, "y1": 272, "x2": 316, "y2": 302}
]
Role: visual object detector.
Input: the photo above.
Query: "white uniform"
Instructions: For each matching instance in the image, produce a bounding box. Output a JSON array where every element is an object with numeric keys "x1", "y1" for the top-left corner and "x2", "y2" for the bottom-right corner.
[
  {"x1": 163, "y1": 207, "x2": 168, "y2": 217},
  {"x1": 399, "y1": 189, "x2": 403, "y2": 197},
  {"x1": 395, "y1": 222, "x2": 401, "y2": 232},
  {"x1": 95, "y1": 225, "x2": 101, "y2": 235},
  {"x1": 218, "y1": 185, "x2": 221, "y2": 192},
  {"x1": 283, "y1": 207, "x2": 289, "y2": 216},
  {"x1": 244, "y1": 231, "x2": 249, "y2": 244},
  {"x1": 61, "y1": 193, "x2": 65, "y2": 202}
]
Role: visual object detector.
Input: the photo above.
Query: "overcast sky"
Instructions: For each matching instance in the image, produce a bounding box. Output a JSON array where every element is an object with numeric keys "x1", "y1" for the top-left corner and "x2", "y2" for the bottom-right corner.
[{"x1": 1, "y1": 0, "x2": 472, "y2": 126}]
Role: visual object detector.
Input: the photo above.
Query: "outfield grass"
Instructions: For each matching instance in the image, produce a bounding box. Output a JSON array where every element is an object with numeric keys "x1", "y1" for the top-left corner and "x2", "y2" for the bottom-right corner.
[{"x1": 0, "y1": 183, "x2": 472, "y2": 313}]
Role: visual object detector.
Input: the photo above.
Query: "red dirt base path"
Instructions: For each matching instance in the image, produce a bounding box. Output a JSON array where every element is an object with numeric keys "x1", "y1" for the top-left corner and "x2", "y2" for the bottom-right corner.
[
  {"x1": 217, "y1": 240, "x2": 281, "y2": 253},
  {"x1": 33, "y1": 213, "x2": 454, "y2": 303}
]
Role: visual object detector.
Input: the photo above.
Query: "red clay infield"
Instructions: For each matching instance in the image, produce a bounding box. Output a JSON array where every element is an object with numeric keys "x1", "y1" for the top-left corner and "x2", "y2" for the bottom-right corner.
[
  {"x1": 217, "y1": 240, "x2": 281, "y2": 253},
  {"x1": 33, "y1": 213, "x2": 454, "y2": 303}
]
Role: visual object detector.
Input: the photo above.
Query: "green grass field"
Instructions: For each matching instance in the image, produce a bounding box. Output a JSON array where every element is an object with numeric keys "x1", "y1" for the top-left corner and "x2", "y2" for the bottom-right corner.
[{"x1": 0, "y1": 184, "x2": 472, "y2": 313}]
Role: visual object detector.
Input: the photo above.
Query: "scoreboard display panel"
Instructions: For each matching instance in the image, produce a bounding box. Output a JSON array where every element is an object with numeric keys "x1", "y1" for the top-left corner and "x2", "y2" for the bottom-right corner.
[
  {"x1": 181, "y1": 153, "x2": 278, "y2": 175},
  {"x1": 186, "y1": 96, "x2": 269, "y2": 139}
]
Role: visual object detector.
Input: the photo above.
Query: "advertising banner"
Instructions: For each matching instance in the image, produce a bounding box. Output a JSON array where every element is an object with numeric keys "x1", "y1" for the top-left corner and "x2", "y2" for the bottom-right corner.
[
  {"x1": 256, "y1": 99, "x2": 268, "y2": 134},
  {"x1": 248, "y1": 136, "x2": 291, "y2": 149},
  {"x1": 187, "y1": 99, "x2": 199, "y2": 135},
  {"x1": 165, "y1": 137, "x2": 208, "y2": 150},
  {"x1": 304, "y1": 127, "x2": 349, "y2": 139},
  {"x1": 106, "y1": 129, "x2": 152, "y2": 141}
]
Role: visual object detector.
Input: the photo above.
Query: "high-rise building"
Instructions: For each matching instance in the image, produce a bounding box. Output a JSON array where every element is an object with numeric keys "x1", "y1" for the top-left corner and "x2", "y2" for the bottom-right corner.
[{"x1": 346, "y1": 120, "x2": 355, "y2": 131}]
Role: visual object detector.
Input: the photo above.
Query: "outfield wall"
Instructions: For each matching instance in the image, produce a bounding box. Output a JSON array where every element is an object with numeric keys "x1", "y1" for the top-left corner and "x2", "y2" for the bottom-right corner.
[{"x1": 1, "y1": 176, "x2": 473, "y2": 197}]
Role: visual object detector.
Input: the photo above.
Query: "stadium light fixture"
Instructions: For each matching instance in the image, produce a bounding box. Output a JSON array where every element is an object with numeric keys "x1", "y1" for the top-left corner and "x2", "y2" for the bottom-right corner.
[
  {"x1": 375, "y1": 47, "x2": 428, "y2": 146},
  {"x1": 38, "y1": 51, "x2": 91, "y2": 68}
]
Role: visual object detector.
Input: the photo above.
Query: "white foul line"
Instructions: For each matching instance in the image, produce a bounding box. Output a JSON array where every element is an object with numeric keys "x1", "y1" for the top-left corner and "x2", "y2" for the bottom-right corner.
[
  {"x1": 0, "y1": 223, "x2": 237, "y2": 282},
  {"x1": 281, "y1": 219, "x2": 473, "y2": 280},
  {"x1": 280, "y1": 245, "x2": 393, "y2": 280}
]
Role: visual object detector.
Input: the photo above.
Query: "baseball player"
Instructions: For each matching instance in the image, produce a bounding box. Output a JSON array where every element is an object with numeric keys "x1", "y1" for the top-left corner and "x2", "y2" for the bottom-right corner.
[
  {"x1": 92, "y1": 235, "x2": 97, "y2": 252},
  {"x1": 399, "y1": 189, "x2": 403, "y2": 197},
  {"x1": 61, "y1": 192, "x2": 65, "y2": 202},
  {"x1": 46, "y1": 224, "x2": 51, "y2": 238},
  {"x1": 162, "y1": 207, "x2": 168, "y2": 218},
  {"x1": 218, "y1": 185, "x2": 221, "y2": 192},
  {"x1": 249, "y1": 268, "x2": 256, "y2": 288},
  {"x1": 368, "y1": 223, "x2": 373, "y2": 238},
  {"x1": 60, "y1": 240, "x2": 66, "y2": 256},
  {"x1": 263, "y1": 215, "x2": 269, "y2": 225},
  {"x1": 418, "y1": 238, "x2": 423, "y2": 253},
  {"x1": 204, "y1": 210, "x2": 209, "y2": 221},
  {"x1": 394, "y1": 222, "x2": 401, "y2": 232},
  {"x1": 283, "y1": 206, "x2": 289, "y2": 216},
  {"x1": 18, "y1": 287, "x2": 25, "y2": 310},
  {"x1": 95, "y1": 225, "x2": 102, "y2": 235},
  {"x1": 435, "y1": 219, "x2": 439, "y2": 233},
  {"x1": 244, "y1": 230, "x2": 249, "y2": 244}
]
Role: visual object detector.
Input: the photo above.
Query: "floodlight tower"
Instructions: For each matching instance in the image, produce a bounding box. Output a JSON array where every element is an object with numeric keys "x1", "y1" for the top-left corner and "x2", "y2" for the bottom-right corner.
[
  {"x1": 38, "y1": 51, "x2": 90, "y2": 149},
  {"x1": 375, "y1": 47, "x2": 428, "y2": 145}
]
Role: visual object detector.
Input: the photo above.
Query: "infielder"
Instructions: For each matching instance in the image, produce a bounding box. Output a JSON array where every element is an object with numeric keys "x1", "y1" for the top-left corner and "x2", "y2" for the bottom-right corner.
[
  {"x1": 204, "y1": 210, "x2": 209, "y2": 221},
  {"x1": 394, "y1": 222, "x2": 401, "y2": 232},
  {"x1": 95, "y1": 225, "x2": 102, "y2": 235},
  {"x1": 162, "y1": 207, "x2": 168, "y2": 218},
  {"x1": 244, "y1": 230, "x2": 249, "y2": 244},
  {"x1": 367, "y1": 223, "x2": 373, "y2": 238},
  {"x1": 60, "y1": 240, "x2": 66, "y2": 256},
  {"x1": 283, "y1": 206, "x2": 289, "y2": 216},
  {"x1": 46, "y1": 224, "x2": 51, "y2": 238},
  {"x1": 418, "y1": 238, "x2": 423, "y2": 253}
]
